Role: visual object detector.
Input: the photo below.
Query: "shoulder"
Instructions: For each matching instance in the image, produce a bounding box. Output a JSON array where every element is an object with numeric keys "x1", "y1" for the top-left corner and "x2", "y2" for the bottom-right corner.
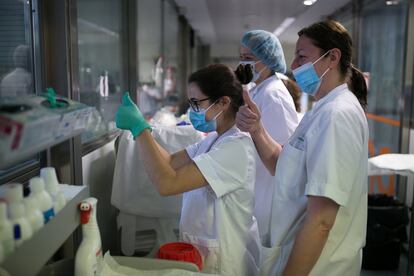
[
  {"x1": 215, "y1": 130, "x2": 255, "y2": 156},
  {"x1": 312, "y1": 90, "x2": 367, "y2": 137}
]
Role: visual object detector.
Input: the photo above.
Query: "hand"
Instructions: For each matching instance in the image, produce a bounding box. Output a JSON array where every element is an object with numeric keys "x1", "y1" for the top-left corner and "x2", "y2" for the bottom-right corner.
[
  {"x1": 235, "y1": 64, "x2": 253, "y2": 85},
  {"x1": 236, "y1": 89, "x2": 262, "y2": 135},
  {"x1": 116, "y1": 92, "x2": 151, "y2": 137}
]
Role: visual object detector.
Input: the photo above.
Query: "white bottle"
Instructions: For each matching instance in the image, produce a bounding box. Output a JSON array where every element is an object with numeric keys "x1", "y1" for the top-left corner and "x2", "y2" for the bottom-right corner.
[
  {"x1": 0, "y1": 202, "x2": 14, "y2": 257},
  {"x1": 9, "y1": 203, "x2": 32, "y2": 247},
  {"x1": 23, "y1": 197, "x2": 44, "y2": 233},
  {"x1": 40, "y1": 167, "x2": 66, "y2": 213},
  {"x1": 29, "y1": 177, "x2": 55, "y2": 223},
  {"x1": 3, "y1": 183, "x2": 23, "y2": 205},
  {"x1": 75, "y1": 198, "x2": 103, "y2": 276}
]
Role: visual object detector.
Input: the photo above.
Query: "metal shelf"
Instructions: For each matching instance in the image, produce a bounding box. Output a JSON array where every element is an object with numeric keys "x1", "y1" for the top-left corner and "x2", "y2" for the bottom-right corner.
[{"x1": 1, "y1": 185, "x2": 89, "y2": 276}]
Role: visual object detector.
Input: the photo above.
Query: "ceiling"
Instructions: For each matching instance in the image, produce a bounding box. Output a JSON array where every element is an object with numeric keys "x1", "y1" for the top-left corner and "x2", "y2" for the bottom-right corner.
[{"x1": 175, "y1": 0, "x2": 351, "y2": 45}]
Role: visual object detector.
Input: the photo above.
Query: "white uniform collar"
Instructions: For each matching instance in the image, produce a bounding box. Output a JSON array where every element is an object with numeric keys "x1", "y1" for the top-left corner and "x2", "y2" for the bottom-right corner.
[
  {"x1": 312, "y1": 83, "x2": 349, "y2": 112},
  {"x1": 249, "y1": 75, "x2": 276, "y2": 98}
]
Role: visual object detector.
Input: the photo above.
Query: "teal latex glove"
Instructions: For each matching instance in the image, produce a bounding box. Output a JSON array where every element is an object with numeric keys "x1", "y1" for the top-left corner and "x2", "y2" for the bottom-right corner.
[{"x1": 116, "y1": 92, "x2": 151, "y2": 137}]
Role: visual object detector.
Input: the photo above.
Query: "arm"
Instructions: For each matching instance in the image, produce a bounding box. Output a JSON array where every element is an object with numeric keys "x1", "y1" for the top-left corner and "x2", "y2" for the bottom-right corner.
[
  {"x1": 282, "y1": 196, "x2": 339, "y2": 276},
  {"x1": 153, "y1": 141, "x2": 192, "y2": 170},
  {"x1": 135, "y1": 130, "x2": 208, "y2": 196},
  {"x1": 116, "y1": 92, "x2": 208, "y2": 196},
  {"x1": 236, "y1": 90, "x2": 282, "y2": 175}
]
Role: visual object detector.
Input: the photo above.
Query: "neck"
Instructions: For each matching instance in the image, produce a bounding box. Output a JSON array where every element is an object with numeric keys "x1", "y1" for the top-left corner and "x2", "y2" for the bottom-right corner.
[
  {"x1": 254, "y1": 69, "x2": 273, "y2": 86},
  {"x1": 314, "y1": 70, "x2": 345, "y2": 101},
  {"x1": 216, "y1": 115, "x2": 235, "y2": 136}
]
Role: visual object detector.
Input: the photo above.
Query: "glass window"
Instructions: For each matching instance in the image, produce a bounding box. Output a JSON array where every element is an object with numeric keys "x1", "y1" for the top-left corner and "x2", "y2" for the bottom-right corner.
[
  {"x1": 358, "y1": 0, "x2": 408, "y2": 195},
  {"x1": 77, "y1": 0, "x2": 127, "y2": 143},
  {"x1": 0, "y1": 0, "x2": 38, "y2": 179},
  {"x1": 0, "y1": 0, "x2": 33, "y2": 98},
  {"x1": 162, "y1": 1, "x2": 179, "y2": 110},
  {"x1": 136, "y1": 0, "x2": 162, "y2": 119},
  {"x1": 136, "y1": 0, "x2": 180, "y2": 120}
]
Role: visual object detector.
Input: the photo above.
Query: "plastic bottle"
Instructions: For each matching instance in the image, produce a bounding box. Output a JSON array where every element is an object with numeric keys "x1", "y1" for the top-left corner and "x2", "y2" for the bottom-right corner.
[
  {"x1": 23, "y1": 196, "x2": 44, "y2": 233},
  {"x1": 29, "y1": 177, "x2": 55, "y2": 223},
  {"x1": 3, "y1": 183, "x2": 23, "y2": 205},
  {"x1": 0, "y1": 202, "x2": 14, "y2": 257},
  {"x1": 75, "y1": 198, "x2": 103, "y2": 276},
  {"x1": 40, "y1": 167, "x2": 66, "y2": 213},
  {"x1": 9, "y1": 203, "x2": 32, "y2": 247}
]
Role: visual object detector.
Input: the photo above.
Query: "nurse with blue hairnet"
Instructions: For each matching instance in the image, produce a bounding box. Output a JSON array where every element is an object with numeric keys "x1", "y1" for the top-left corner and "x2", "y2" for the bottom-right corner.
[{"x1": 236, "y1": 30, "x2": 299, "y2": 245}]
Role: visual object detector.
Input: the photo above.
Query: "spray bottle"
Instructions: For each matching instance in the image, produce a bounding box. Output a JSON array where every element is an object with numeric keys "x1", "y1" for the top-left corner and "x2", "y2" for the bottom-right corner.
[{"x1": 74, "y1": 197, "x2": 103, "y2": 276}]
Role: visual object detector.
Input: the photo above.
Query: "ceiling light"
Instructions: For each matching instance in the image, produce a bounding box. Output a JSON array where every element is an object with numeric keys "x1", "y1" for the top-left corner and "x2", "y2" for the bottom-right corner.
[
  {"x1": 273, "y1": 17, "x2": 296, "y2": 36},
  {"x1": 386, "y1": 0, "x2": 399, "y2": 5},
  {"x1": 303, "y1": 0, "x2": 317, "y2": 6}
]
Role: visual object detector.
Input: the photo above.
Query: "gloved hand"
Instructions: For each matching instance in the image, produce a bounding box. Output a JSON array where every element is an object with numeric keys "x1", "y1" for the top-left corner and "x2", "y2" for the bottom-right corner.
[{"x1": 116, "y1": 92, "x2": 151, "y2": 137}]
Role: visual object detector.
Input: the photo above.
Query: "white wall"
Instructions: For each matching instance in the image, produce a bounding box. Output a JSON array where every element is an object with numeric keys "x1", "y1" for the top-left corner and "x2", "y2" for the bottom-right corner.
[{"x1": 82, "y1": 140, "x2": 118, "y2": 253}]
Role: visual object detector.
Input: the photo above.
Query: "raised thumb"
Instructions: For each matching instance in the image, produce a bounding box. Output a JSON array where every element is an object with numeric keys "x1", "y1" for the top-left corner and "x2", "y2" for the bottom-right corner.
[{"x1": 242, "y1": 89, "x2": 259, "y2": 114}]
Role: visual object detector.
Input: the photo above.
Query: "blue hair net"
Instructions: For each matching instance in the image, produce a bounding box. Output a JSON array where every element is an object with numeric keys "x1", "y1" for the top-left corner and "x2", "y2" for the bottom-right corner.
[{"x1": 241, "y1": 30, "x2": 286, "y2": 74}]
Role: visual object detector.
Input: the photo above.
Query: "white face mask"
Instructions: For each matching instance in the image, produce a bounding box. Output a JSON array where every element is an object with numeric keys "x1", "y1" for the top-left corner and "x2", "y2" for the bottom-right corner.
[{"x1": 238, "y1": 60, "x2": 266, "y2": 83}]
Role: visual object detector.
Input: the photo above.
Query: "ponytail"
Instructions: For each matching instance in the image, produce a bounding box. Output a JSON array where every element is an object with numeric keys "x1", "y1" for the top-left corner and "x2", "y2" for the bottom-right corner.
[{"x1": 348, "y1": 64, "x2": 367, "y2": 110}]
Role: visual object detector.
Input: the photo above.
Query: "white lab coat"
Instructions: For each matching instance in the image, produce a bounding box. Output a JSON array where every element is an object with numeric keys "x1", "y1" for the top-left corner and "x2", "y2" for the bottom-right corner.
[
  {"x1": 248, "y1": 75, "x2": 298, "y2": 244},
  {"x1": 262, "y1": 84, "x2": 368, "y2": 276},
  {"x1": 183, "y1": 126, "x2": 261, "y2": 276}
]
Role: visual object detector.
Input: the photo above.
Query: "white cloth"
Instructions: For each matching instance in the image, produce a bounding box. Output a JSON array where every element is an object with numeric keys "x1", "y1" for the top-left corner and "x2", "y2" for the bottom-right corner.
[
  {"x1": 183, "y1": 126, "x2": 260, "y2": 276},
  {"x1": 368, "y1": 153, "x2": 414, "y2": 176},
  {"x1": 111, "y1": 126, "x2": 204, "y2": 217},
  {"x1": 265, "y1": 84, "x2": 368, "y2": 276},
  {"x1": 249, "y1": 75, "x2": 298, "y2": 244}
]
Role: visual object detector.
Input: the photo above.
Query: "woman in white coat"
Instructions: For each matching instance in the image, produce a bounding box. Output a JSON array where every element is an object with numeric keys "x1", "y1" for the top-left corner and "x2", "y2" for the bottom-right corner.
[
  {"x1": 116, "y1": 64, "x2": 260, "y2": 275},
  {"x1": 235, "y1": 30, "x2": 299, "y2": 245},
  {"x1": 236, "y1": 20, "x2": 368, "y2": 275}
]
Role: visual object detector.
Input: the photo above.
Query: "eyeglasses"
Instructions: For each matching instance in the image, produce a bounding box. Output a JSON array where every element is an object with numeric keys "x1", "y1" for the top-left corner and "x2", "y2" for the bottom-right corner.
[{"x1": 188, "y1": 97, "x2": 210, "y2": 112}]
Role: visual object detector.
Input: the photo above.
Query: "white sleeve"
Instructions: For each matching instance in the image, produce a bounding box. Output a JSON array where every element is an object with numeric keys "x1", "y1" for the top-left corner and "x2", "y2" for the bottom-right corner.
[
  {"x1": 192, "y1": 137, "x2": 253, "y2": 198},
  {"x1": 305, "y1": 110, "x2": 365, "y2": 207},
  {"x1": 259, "y1": 87, "x2": 296, "y2": 145},
  {"x1": 186, "y1": 142, "x2": 200, "y2": 159}
]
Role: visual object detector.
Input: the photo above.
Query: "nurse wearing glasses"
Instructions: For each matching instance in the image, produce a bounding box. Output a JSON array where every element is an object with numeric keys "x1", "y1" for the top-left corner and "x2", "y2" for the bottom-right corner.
[{"x1": 116, "y1": 64, "x2": 260, "y2": 276}]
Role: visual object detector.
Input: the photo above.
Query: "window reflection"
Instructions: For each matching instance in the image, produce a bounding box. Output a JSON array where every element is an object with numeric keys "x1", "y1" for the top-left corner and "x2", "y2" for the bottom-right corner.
[
  {"x1": 77, "y1": 0, "x2": 126, "y2": 143},
  {"x1": 0, "y1": 0, "x2": 33, "y2": 99},
  {"x1": 136, "y1": 0, "x2": 180, "y2": 121},
  {"x1": 0, "y1": 44, "x2": 32, "y2": 98},
  {"x1": 0, "y1": 0, "x2": 38, "y2": 178}
]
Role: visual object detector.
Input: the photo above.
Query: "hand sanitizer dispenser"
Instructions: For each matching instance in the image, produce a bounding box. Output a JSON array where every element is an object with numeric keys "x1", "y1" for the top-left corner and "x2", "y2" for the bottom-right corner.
[{"x1": 75, "y1": 197, "x2": 103, "y2": 276}]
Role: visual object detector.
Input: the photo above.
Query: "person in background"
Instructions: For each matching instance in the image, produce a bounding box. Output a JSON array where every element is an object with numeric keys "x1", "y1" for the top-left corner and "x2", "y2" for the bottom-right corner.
[
  {"x1": 235, "y1": 30, "x2": 299, "y2": 246},
  {"x1": 116, "y1": 64, "x2": 260, "y2": 276},
  {"x1": 0, "y1": 44, "x2": 32, "y2": 98},
  {"x1": 277, "y1": 72, "x2": 302, "y2": 113},
  {"x1": 236, "y1": 20, "x2": 368, "y2": 275}
]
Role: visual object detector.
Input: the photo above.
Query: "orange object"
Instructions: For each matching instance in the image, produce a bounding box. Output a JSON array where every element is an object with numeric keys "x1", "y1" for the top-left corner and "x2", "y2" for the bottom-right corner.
[{"x1": 157, "y1": 242, "x2": 203, "y2": 271}]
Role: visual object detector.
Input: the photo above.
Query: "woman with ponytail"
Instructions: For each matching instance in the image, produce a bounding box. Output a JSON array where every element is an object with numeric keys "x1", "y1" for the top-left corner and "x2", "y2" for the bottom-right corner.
[{"x1": 236, "y1": 20, "x2": 368, "y2": 275}]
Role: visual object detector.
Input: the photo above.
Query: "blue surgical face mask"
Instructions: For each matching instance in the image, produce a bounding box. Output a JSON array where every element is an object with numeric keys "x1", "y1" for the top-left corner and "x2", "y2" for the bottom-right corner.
[
  {"x1": 292, "y1": 50, "x2": 331, "y2": 96},
  {"x1": 189, "y1": 101, "x2": 223, "y2": 133},
  {"x1": 239, "y1": 60, "x2": 266, "y2": 83}
]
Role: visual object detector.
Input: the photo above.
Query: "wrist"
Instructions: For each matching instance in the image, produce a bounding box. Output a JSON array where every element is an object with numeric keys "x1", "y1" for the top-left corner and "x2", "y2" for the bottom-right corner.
[
  {"x1": 250, "y1": 122, "x2": 265, "y2": 140},
  {"x1": 131, "y1": 122, "x2": 151, "y2": 138}
]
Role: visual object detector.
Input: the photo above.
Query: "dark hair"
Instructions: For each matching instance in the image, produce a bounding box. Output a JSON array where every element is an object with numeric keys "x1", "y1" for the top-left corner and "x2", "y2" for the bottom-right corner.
[
  {"x1": 282, "y1": 76, "x2": 302, "y2": 112},
  {"x1": 188, "y1": 64, "x2": 244, "y2": 114},
  {"x1": 298, "y1": 20, "x2": 367, "y2": 109}
]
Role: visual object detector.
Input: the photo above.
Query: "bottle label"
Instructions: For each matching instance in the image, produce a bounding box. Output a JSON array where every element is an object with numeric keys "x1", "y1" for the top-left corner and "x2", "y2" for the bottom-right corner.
[{"x1": 43, "y1": 207, "x2": 55, "y2": 223}]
